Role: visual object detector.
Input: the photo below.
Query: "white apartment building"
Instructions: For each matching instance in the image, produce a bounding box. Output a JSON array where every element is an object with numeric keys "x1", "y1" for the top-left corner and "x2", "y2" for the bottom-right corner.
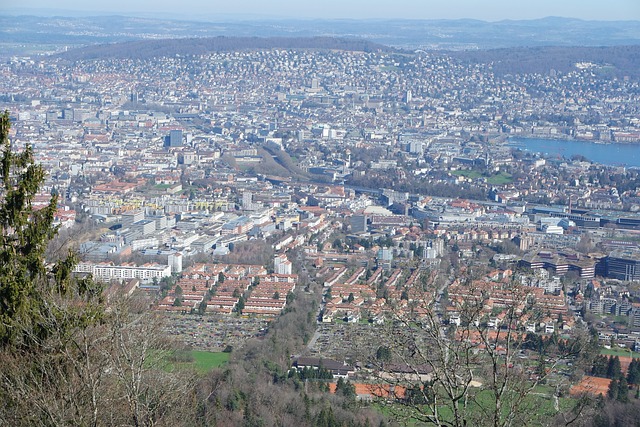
[
  {"x1": 75, "y1": 262, "x2": 171, "y2": 283},
  {"x1": 274, "y1": 254, "x2": 293, "y2": 275}
]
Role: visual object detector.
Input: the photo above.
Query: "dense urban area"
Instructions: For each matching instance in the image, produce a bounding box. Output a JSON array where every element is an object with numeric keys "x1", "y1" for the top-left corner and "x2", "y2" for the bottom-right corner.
[{"x1": 2, "y1": 38, "x2": 640, "y2": 426}]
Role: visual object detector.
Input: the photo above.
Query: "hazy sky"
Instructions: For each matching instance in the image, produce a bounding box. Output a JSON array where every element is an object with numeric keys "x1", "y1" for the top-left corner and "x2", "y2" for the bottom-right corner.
[{"x1": 5, "y1": 0, "x2": 640, "y2": 21}]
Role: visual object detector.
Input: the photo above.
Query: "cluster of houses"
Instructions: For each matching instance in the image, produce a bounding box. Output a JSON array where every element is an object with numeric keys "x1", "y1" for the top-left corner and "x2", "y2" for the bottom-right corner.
[{"x1": 157, "y1": 261, "x2": 297, "y2": 317}]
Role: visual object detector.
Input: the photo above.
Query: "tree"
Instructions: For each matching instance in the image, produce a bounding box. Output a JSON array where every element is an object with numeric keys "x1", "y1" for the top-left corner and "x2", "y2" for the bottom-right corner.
[
  {"x1": 286, "y1": 291, "x2": 295, "y2": 304},
  {"x1": 617, "y1": 377, "x2": 629, "y2": 403},
  {"x1": 591, "y1": 354, "x2": 609, "y2": 377},
  {"x1": 607, "y1": 378, "x2": 619, "y2": 401},
  {"x1": 198, "y1": 300, "x2": 207, "y2": 315},
  {"x1": 102, "y1": 296, "x2": 198, "y2": 426},
  {"x1": 576, "y1": 233, "x2": 594, "y2": 254},
  {"x1": 0, "y1": 111, "x2": 99, "y2": 346},
  {"x1": 336, "y1": 377, "x2": 356, "y2": 401},
  {"x1": 373, "y1": 276, "x2": 594, "y2": 427},
  {"x1": 236, "y1": 296, "x2": 245, "y2": 313},
  {"x1": 0, "y1": 110, "x2": 103, "y2": 348},
  {"x1": 627, "y1": 358, "x2": 640, "y2": 386},
  {"x1": 607, "y1": 356, "x2": 622, "y2": 380},
  {"x1": 0, "y1": 110, "x2": 105, "y2": 423},
  {"x1": 376, "y1": 345, "x2": 392, "y2": 363},
  {"x1": 0, "y1": 111, "x2": 196, "y2": 425}
]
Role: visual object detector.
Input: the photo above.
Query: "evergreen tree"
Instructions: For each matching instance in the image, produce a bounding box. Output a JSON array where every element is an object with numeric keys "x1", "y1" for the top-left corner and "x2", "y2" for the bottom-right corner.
[
  {"x1": 236, "y1": 295, "x2": 245, "y2": 313},
  {"x1": 315, "y1": 406, "x2": 338, "y2": 427},
  {"x1": 627, "y1": 358, "x2": 640, "y2": 385},
  {"x1": 197, "y1": 300, "x2": 207, "y2": 314},
  {"x1": 606, "y1": 356, "x2": 622, "y2": 379},
  {"x1": 376, "y1": 345, "x2": 392, "y2": 363},
  {"x1": 0, "y1": 110, "x2": 102, "y2": 348},
  {"x1": 607, "y1": 378, "x2": 618, "y2": 400},
  {"x1": 617, "y1": 377, "x2": 629, "y2": 403},
  {"x1": 335, "y1": 377, "x2": 356, "y2": 401},
  {"x1": 591, "y1": 354, "x2": 608, "y2": 377}
]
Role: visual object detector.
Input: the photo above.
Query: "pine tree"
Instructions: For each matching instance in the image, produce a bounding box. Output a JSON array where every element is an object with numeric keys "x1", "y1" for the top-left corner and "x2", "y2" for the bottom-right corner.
[
  {"x1": 0, "y1": 110, "x2": 111, "y2": 424},
  {"x1": 591, "y1": 354, "x2": 608, "y2": 377},
  {"x1": 0, "y1": 110, "x2": 102, "y2": 348},
  {"x1": 607, "y1": 378, "x2": 618, "y2": 400},
  {"x1": 606, "y1": 356, "x2": 622, "y2": 379},
  {"x1": 627, "y1": 358, "x2": 640, "y2": 385},
  {"x1": 617, "y1": 377, "x2": 629, "y2": 403}
]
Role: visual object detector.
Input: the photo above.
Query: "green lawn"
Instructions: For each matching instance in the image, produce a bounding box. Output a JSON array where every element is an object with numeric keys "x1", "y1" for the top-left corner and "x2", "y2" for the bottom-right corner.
[
  {"x1": 600, "y1": 348, "x2": 640, "y2": 358},
  {"x1": 486, "y1": 173, "x2": 513, "y2": 185},
  {"x1": 375, "y1": 386, "x2": 572, "y2": 426},
  {"x1": 157, "y1": 350, "x2": 230, "y2": 373},
  {"x1": 451, "y1": 170, "x2": 482, "y2": 179},
  {"x1": 450, "y1": 170, "x2": 513, "y2": 185},
  {"x1": 191, "y1": 350, "x2": 230, "y2": 372}
]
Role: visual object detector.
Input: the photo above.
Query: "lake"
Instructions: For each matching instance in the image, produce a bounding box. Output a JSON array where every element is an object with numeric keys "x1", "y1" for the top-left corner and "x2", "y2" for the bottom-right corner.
[{"x1": 508, "y1": 137, "x2": 640, "y2": 168}]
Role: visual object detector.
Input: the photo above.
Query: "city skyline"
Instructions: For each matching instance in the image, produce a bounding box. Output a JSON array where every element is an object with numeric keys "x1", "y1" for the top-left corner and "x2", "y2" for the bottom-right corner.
[{"x1": 6, "y1": 0, "x2": 640, "y2": 22}]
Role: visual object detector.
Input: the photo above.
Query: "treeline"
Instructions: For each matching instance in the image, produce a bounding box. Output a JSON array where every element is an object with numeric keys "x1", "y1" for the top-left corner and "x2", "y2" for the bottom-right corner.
[
  {"x1": 56, "y1": 36, "x2": 397, "y2": 61},
  {"x1": 347, "y1": 171, "x2": 486, "y2": 200},
  {"x1": 448, "y1": 45, "x2": 640, "y2": 79}
]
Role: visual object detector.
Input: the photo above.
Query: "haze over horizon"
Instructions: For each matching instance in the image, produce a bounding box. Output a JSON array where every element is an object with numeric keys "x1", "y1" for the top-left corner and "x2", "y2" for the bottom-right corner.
[{"x1": 5, "y1": 0, "x2": 640, "y2": 22}]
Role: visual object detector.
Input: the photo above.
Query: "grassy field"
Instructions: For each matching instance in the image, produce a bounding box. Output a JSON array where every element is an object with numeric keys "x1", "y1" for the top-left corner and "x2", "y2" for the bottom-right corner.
[
  {"x1": 376, "y1": 386, "x2": 570, "y2": 426},
  {"x1": 451, "y1": 170, "x2": 513, "y2": 185},
  {"x1": 451, "y1": 170, "x2": 482, "y2": 179},
  {"x1": 486, "y1": 173, "x2": 513, "y2": 185},
  {"x1": 191, "y1": 350, "x2": 230, "y2": 372},
  {"x1": 158, "y1": 350, "x2": 230, "y2": 373},
  {"x1": 601, "y1": 348, "x2": 640, "y2": 358}
]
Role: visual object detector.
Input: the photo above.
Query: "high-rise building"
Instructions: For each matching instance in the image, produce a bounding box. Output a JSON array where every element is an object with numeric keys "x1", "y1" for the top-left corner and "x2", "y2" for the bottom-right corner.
[
  {"x1": 274, "y1": 254, "x2": 292, "y2": 275},
  {"x1": 168, "y1": 252, "x2": 183, "y2": 274},
  {"x1": 242, "y1": 191, "x2": 253, "y2": 210},
  {"x1": 164, "y1": 130, "x2": 183, "y2": 148}
]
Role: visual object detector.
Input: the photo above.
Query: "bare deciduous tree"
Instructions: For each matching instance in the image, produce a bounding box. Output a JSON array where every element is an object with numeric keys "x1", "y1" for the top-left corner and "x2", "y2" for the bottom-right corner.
[
  {"x1": 0, "y1": 293, "x2": 198, "y2": 427},
  {"x1": 371, "y1": 275, "x2": 595, "y2": 427}
]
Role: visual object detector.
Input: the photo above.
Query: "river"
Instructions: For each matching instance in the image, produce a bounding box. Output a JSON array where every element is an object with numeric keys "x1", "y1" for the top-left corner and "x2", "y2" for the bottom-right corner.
[{"x1": 508, "y1": 137, "x2": 640, "y2": 168}]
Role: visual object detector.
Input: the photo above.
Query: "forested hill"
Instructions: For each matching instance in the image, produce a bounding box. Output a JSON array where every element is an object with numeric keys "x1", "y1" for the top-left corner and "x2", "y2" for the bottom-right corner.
[
  {"x1": 56, "y1": 37, "x2": 640, "y2": 80},
  {"x1": 55, "y1": 36, "x2": 398, "y2": 60},
  {"x1": 449, "y1": 45, "x2": 640, "y2": 79}
]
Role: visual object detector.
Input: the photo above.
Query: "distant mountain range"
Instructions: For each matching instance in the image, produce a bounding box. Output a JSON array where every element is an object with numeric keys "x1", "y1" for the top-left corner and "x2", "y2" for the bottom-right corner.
[{"x1": 1, "y1": 15, "x2": 640, "y2": 56}]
